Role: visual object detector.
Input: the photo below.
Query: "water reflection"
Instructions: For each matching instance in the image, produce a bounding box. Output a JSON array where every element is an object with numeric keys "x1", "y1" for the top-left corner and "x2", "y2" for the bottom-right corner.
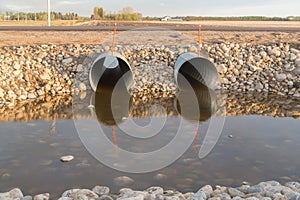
[
  {"x1": 90, "y1": 83, "x2": 217, "y2": 126},
  {"x1": 1, "y1": 91, "x2": 299, "y2": 122},
  {"x1": 0, "y1": 91, "x2": 299, "y2": 198}
]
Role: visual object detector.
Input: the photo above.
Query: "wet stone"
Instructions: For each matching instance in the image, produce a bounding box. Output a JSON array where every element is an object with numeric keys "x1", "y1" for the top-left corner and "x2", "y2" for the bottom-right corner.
[
  {"x1": 92, "y1": 186, "x2": 110, "y2": 196},
  {"x1": 146, "y1": 186, "x2": 164, "y2": 195},
  {"x1": 62, "y1": 189, "x2": 80, "y2": 197},
  {"x1": 33, "y1": 193, "x2": 50, "y2": 200},
  {"x1": 21, "y1": 196, "x2": 33, "y2": 200},
  {"x1": 248, "y1": 186, "x2": 264, "y2": 194},
  {"x1": 228, "y1": 187, "x2": 245, "y2": 197},
  {"x1": 0, "y1": 188, "x2": 24, "y2": 199},
  {"x1": 190, "y1": 191, "x2": 207, "y2": 200},
  {"x1": 199, "y1": 185, "x2": 214, "y2": 198},
  {"x1": 73, "y1": 189, "x2": 99, "y2": 200},
  {"x1": 98, "y1": 195, "x2": 114, "y2": 200}
]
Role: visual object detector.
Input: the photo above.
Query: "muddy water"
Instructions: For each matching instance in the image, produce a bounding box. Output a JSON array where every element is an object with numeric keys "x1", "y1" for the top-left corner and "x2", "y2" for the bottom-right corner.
[{"x1": 0, "y1": 90, "x2": 299, "y2": 198}]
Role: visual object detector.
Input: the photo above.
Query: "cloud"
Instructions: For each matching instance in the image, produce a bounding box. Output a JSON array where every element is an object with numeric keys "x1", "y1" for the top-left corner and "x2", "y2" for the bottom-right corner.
[
  {"x1": 3, "y1": 4, "x2": 32, "y2": 11},
  {"x1": 57, "y1": 1, "x2": 82, "y2": 6}
]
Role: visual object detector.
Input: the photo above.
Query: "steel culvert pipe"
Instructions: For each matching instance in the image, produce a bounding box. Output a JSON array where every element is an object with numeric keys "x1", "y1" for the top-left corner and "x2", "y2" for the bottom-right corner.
[
  {"x1": 174, "y1": 53, "x2": 219, "y2": 89},
  {"x1": 89, "y1": 52, "x2": 133, "y2": 92}
]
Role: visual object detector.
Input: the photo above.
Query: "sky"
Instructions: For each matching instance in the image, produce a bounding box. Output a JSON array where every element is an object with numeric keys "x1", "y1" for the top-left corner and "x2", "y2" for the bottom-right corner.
[{"x1": 0, "y1": 0, "x2": 300, "y2": 17}]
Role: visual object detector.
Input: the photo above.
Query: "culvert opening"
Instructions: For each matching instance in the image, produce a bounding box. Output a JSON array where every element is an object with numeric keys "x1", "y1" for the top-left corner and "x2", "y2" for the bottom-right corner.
[
  {"x1": 174, "y1": 53, "x2": 219, "y2": 90},
  {"x1": 89, "y1": 52, "x2": 133, "y2": 92}
]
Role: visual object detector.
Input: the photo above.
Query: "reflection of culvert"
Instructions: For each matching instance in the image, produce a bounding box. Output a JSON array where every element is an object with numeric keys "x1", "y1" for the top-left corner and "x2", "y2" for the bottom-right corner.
[
  {"x1": 175, "y1": 82, "x2": 217, "y2": 122},
  {"x1": 89, "y1": 52, "x2": 133, "y2": 92},
  {"x1": 174, "y1": 53, "x2": 219, "y2": 89},
  {"x1": 90, "y1": 85, "x2": 131, "y2": 126}
]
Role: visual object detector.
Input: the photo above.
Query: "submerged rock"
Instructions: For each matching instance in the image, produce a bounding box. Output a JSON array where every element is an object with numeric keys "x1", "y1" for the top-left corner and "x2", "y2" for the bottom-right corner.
[
  {"x1": 60, "y1": 155, "x2": 75, "y2": 162},
  {"x1": 113, "y1": 176, "x2": 135, "y2": 186}
]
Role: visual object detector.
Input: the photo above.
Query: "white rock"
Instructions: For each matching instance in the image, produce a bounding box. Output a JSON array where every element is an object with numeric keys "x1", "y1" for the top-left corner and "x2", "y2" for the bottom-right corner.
[
  {"x1": 62, "y1": 189, "x2": 80, "y2": 197},
  {"x1": 217, "y1": 64, "x2": 227, "y2": 74},
  {"x1": 77, "y1": 64, "x2": 84, "y2": 72},
  {"x1": 293, "y1": 93, "x2": 300, "y2": 98},
  {"x1": 37, "y1": 89, "x2": 45, "y2": 96},
  {"x1": 146, "y1": 187, "x2": 164, "y2": 195},
  {"x1": 19, "y1": 95, "x2": 27, "y2": 100},
  {"x1": 276, "y1": 73, "x2": 287, "y2": 81},
  {"x1": 232, "y1": 68, "x2": 239, "y2": 76},
  {"x1": 60, "y1": 155, "x2": 74, "y2": 162},
  {"x1": 92, "y1": 186, "x2": 110, "y2": 196},
  {"x1": 7, "y1": 90, "x2": 17, "y2": 99},
  {"x1": 28, "y1": 93, "x2": 37, "y2": 99},
  {"x1": 260, "y1": 51, "x2": 267, "y2": 58},
  {"x1": 290, "y1": 48, "x2": 300, "y2": 54},
  {"x1": 13, "y1": 63, "x2": 21, "y2": 70},
  {"x1": 189, "y1": 46, "x2": 197, "y2": 53},
  {"x1": 74, "y1": 189, "x2": 99, "y2": 199},
  {"x1": 230, "y1": 76, "x2": 237, "y2": 83},
  {"x1": 34, "y1": 193, "x2": 50, "y2": 200},
  {"x1": 284, "y1": 64, "x2": 295, "y2": 72},
  {"x1": 13, "y1": 70, "x2": 21, "y2": 76},
  {"x1": 62, "y1": 58, "x2": 73, "y2": 65},
  {"x1": 250, "y1": 65, "x2": 257, "y2": 72},
  {"x1": 79, "y1": 82, "x2": 87, "y2": 91},
  {"x1": 255, "y1": 82, "x2": 264, "y2": 90},
  {"x1": 288, "y1": 81, "x2": 294, "y2": 87},
  {"x1": 268, "y1": 49, "x2": 281, "y2": 57},
  {"x1": 290, "y1": 54, "x2": 297, "y2": 61},
  {"x1": 0, "y1": 188, "x2": 23, "y2": 199},
  {"x1": 293, "y1": 67, "x2": 300, "y2": 75},
  {"x1": 40, "y1": 73, "x2": 51, "y2": 80}
]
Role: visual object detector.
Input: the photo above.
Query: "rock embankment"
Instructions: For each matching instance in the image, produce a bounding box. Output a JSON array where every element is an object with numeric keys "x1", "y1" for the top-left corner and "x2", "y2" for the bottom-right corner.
[
  {"x1": 209, "y1": 43, "x2": 300, "y2": 96},
  {"x1": 0, "y1": 43, "x2": 300, "y2": 105},
  {"x1": 1, "y1": 180, "x2": 300, "y2": 200}
]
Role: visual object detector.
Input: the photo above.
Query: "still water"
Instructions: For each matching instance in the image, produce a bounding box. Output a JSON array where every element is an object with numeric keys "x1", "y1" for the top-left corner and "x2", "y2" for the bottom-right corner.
[{"x1": 0, "y1": 89, "x2": 299, "y2": 198}]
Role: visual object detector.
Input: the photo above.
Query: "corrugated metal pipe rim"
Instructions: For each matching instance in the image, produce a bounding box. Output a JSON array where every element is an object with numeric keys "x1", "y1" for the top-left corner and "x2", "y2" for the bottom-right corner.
[
  {"x1": 89, "y1": 52, "x2": 133, "y2": 91},
  {"x1": 174, "y1": 52, "x2": 219, "y2": 89}
]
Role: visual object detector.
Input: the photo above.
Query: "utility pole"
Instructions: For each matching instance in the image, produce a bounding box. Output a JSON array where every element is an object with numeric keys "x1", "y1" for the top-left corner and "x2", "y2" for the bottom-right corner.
[
  {"x1": 47, "y1": 0, "x2": 51, "y2": 26},
  {"x1": 17, "y1": 12, "x2": 19, "y2": 21}
]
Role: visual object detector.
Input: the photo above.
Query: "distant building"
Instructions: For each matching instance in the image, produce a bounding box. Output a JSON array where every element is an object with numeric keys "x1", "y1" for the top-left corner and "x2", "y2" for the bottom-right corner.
[{"x1": 160, "y1": 16, "x2": 183, "y2": 21}]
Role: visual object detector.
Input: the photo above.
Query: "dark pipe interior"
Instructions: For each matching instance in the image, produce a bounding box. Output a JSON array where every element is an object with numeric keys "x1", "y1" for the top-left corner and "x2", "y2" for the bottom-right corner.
[{"x1": 91, "y1": 56, "x2": 133, "y2": 92}]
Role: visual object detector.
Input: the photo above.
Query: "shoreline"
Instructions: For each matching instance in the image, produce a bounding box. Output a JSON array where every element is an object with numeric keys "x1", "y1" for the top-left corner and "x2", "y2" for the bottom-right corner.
[{"x1": 1, "y1": 180, "x2": 300, "y2": 200}]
